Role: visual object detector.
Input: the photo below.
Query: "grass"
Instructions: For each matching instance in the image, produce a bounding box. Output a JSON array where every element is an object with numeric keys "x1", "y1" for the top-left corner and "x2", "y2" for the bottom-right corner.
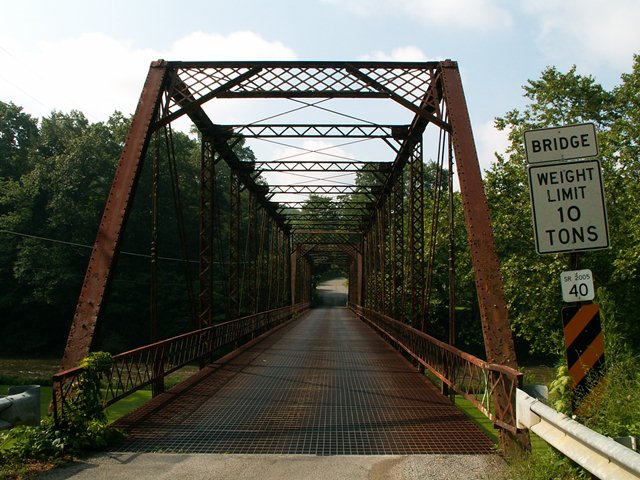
[
  {"x1": 454, "y1": 394, "x2": 499, "y2": 444},
  {"x1": 105, "y1": 390, "x2": 152, "y2": 422},
  {"x1": 0, "y1": 357, "x2": 60, "y2": 386},
  {"x1": 0, "y1": 358, "x2": 201, "y2": 427}
]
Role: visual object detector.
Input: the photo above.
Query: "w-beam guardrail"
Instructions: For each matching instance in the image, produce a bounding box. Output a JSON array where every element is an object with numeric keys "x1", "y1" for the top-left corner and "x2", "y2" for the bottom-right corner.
[
  {"x1": 350, "y1": 304, "x2": 522, "y2": 432},
  {"x1": 52, "y1": 303, "x2": 309, "y2": 425},
  {"x1": 517, "y1": 388, "x2": 640, "y2": 480},
  {"x1": 0, "y1": 385, "x2": 41, "y2": 430}
]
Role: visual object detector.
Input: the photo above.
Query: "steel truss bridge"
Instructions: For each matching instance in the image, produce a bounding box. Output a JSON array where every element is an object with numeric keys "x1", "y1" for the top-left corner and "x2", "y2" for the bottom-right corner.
[{"x1": 53, "y1": 60, "x2": 529, "y2": 455}]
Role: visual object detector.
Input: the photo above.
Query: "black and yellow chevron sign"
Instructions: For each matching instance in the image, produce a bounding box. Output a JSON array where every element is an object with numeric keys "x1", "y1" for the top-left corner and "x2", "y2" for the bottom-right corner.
[{"x1": 562, "y1": 304, "x2": 605, "y2": 393}]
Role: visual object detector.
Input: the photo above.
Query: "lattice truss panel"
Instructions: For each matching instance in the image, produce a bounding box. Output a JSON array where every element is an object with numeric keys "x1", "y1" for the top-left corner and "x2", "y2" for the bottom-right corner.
[{"x1": 165, "y1": 63, "x2": 439, "y2": 110}]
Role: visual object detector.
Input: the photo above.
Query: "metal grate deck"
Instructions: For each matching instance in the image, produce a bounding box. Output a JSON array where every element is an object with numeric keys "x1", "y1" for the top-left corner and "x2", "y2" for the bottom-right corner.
[{"x1": 113, "y1": 308, "x2": 495, "y2": 455}]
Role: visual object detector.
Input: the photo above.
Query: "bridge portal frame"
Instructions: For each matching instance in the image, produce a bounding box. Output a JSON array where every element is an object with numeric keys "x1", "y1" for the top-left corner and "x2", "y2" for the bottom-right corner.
[{"x1": 59, "y1": 59, "x2": 522, "y2": 450}]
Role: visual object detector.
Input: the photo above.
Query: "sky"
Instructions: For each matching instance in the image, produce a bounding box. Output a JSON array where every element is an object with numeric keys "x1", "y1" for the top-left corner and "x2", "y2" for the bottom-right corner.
[{"x1": 1, "y1": 0, "x2": 639, "y2": 176}]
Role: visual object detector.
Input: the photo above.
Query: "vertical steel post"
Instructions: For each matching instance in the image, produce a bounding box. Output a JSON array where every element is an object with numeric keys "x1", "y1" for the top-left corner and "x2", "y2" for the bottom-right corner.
[
  {"x1": 255, "y1": 209, "x2": 267, "y2": 312},
  {"x1": 150, "y1": 129, "x2": 164, "y2": 396},
  {"x1": 291, "y1": 247, "x2": 298, "y2": 307},
  {"x1": 228, "y1": 172, "x2": 240, "y2": 319},
  {"x1": 150, "y1": 130, "x2": 160, "y2": 343},
  {"x1": 283, "y1": 232, "x2": 289, "y2": 307},
  {"x1": 392, "y1": 172, "x2": 405, "y2": 320},
  {"x1": 244, "y1": 194, "x2": 257, "y2": 315},
  {"x1": 199, "y1": 142, "x2": 215, "y2": 328},
  {"x1": 383, "y1": 197, "x2": 392, "y2": 316},
  {"x1": 356, "y1": 250, "x2": 364, "y2": 306},
  {"x1": 275, "y1": 230, "x2": 282, "y2": 307},
  {"x1": 408, "y1": 141, "x2": 425, "y2": 328},
  {"x1": 448, "y1": 134, "x2": 457, "y2": 349}
]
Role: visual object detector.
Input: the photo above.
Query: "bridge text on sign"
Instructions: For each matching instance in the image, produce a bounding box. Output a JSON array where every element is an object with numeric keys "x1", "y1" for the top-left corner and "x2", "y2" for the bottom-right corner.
[
  {"x1": 528, "y1": 159, "x2": 609, "y2": 254},
  {"x1": 524, "y1": 123, "x2": 598, "y2": 164}
]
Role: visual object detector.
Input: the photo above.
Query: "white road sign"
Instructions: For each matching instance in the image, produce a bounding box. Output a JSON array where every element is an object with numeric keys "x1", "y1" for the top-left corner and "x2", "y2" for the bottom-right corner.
[
  {"x1": 528, "y1": 159, "x2": 609, "y2": 254},
  {"x1": 524, "y1": 123, "x2": 598, "y2": 164},
  {"x1": 560, "y1": 269, "x2": 595, "y2": 302}
]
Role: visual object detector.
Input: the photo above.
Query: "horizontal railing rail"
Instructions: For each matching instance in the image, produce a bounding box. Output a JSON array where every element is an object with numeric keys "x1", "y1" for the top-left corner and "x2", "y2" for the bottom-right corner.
[
  {"x1": 52, "y1": 303, "x2": 309, "y2": 425},
  {"x1": 349, "y1": 303, "x2": 522, "y2": 432}
]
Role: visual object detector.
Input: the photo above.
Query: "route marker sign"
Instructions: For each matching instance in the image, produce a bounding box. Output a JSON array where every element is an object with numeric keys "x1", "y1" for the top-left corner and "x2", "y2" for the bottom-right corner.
[
  {"x1": 524, "y1": 123, "x2": 598, "y2": 164},
  {"x1": 528, "y1": 159, "x2": 609, "y2": 254},
  {"x1": 560, "y1": 269, "x2": 595, "y2": 302}
]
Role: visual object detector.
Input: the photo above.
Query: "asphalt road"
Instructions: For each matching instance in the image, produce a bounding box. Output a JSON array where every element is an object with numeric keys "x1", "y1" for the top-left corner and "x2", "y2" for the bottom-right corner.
[{"x1": 314, "y1": 277, "x2": 348, "y2": 307}]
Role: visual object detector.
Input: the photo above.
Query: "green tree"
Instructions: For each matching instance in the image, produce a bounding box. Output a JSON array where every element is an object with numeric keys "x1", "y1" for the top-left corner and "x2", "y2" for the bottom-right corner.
[
  {"x1": 0, "y1": 101, "x2": 39, "y2": 179},
  {"x1": 0, "y1": 102, "x2": 41, "y2": 352},
  {"x1": 597, "y1": 54, "x2": 640, "y2": 348},
  {"x1": 0, "y1": 110, "x2": 128, "y2": 353},
  {"x1": 486, "y1": 61, "x2": 640, "y2": 356}
]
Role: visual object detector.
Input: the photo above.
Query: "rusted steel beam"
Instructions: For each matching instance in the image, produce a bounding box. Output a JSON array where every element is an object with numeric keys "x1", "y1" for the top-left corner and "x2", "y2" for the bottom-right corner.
[
  {"x1": 61, "y1": 61, "x2": 169, "y2": 369},
  {"x1": 223, "y1": 124, "x2": 409, "y2": 139},
  {"x1": 278, "y1": 201, "x2": 374, "y2": 210},
  {"x1": 440, "y1": 60, "x2": 528, "y2": 454},
  {"x1": 439, "y1": 61, "x2": 517, "y2": 368},
  {"x1": 285, "y1": 213, "x2": 369, "y2": 220},
  {"x1": 408, "y1": 143, "x2": 425, "y2": 328},
  {"x1": 228, "y1": 172, "x2": 241, "y2": 319},
  {"x1": 267, "y1": 184, "x2": 383, "y2": 195},
  {"x1": 246, "y1": 160, "x2": 393, "y2": 173},
  {"x1": 166, "y1": 60, "x2": 441, "y2": 69}
]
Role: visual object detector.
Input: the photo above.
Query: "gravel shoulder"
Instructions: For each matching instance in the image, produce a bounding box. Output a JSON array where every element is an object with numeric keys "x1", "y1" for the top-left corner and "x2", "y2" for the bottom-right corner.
[{"x1": 37, "y1": 452, "x2": 508, "y2": 480}]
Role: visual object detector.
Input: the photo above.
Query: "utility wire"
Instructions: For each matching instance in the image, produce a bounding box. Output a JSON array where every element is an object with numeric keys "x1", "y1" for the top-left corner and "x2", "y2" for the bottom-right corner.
[{"x1": 0, "y1": 229, "x2": 199, "y2": 264}]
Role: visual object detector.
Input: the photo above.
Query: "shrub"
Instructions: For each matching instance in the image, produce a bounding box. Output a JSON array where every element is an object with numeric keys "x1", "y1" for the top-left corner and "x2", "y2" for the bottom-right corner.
[{"x1": 0, "y1": 352, "x2": 123, "y2": 477}]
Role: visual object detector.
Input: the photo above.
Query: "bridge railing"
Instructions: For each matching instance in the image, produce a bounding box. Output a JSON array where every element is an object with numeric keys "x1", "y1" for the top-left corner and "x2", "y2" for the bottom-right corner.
[
  {"x1": 350, "y1": 304, "x2": 522, "y2": 433},
  {"x1": 52, "y1": 303, "x2": 309, "y2": 425}
]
